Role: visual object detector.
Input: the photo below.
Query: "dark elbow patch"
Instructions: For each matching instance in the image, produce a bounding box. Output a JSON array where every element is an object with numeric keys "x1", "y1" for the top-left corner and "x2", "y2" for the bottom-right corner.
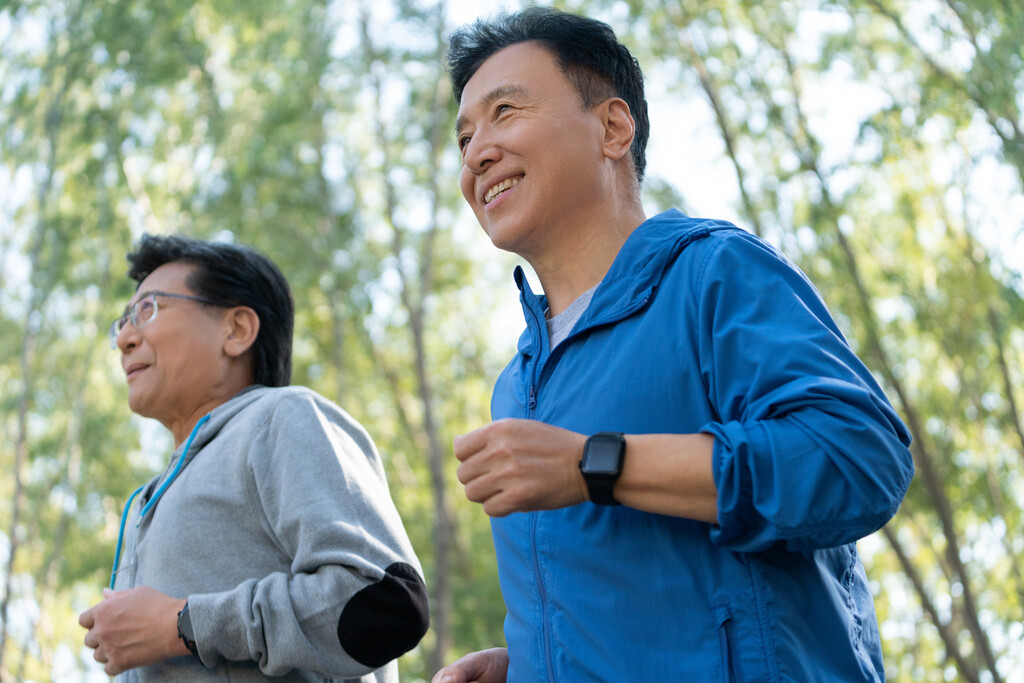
[{"x1": 337, "y1": 562, "x2": 430, "y2": 668}]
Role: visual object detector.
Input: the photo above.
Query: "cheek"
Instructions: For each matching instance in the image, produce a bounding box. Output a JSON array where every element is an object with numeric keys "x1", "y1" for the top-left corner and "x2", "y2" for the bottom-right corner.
[{"x1": 459, "y1": 167, "x2": 475, "y2": 203}]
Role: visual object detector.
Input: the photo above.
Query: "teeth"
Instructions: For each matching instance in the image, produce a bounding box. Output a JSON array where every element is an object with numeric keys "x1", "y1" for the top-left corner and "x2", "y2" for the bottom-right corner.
[{"x1": 485, "y1": 177, "x2": 521, "y2": 204}]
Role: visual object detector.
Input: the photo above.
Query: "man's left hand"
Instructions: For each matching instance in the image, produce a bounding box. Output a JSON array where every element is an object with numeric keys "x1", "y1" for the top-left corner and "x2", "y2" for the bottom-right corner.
[
  {"x1": 79, "y1": 586, "x2": 189, "y2": 675},
  {"x1": 454, "y1": 418, "x2": 589, "y2": 516}
]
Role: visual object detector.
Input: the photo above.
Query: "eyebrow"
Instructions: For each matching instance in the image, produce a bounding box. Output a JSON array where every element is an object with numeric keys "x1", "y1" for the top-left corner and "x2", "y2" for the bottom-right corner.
[
  {"x1": 124, "y1": 288, "x2": 182, "y2": 311},
  {"x1": 127, "y1": 288, "x2": 158, "y2": 307},
  {"x1": 454, "y1": 84, "x2": 530, "y2": 138}
]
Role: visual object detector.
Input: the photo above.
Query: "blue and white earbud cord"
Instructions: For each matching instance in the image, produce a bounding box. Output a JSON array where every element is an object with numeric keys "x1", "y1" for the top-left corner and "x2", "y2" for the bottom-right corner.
[{"x1": 108, "y1": 413, "x2": 211, "y2": 590}]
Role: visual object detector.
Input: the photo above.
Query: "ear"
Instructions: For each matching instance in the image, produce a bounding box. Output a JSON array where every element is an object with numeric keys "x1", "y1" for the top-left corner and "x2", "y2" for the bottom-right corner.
[
  {"x1": 599, "y1": 97, "x2": 636, "y2": 163},
  {"x1": 222, "y1": 306, "x2": 260, "y2": 359}
]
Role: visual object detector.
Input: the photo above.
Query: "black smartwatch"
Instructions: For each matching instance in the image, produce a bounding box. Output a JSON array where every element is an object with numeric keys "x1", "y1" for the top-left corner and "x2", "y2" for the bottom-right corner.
[
  {"x1": 177, "y1": 601, "x2": 199, "y2": 658},
  {"x1": 579, "y1": 432, "x2": 626, "y2": 505}
]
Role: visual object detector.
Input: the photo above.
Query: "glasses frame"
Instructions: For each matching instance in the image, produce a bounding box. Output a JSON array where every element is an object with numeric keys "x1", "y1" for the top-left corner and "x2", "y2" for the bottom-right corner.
[{"x1": 108, "y1": 290, "x2": 226, "y2": 349}]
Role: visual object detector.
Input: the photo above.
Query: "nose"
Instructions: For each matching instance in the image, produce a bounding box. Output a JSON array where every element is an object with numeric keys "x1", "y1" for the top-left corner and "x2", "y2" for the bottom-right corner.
[
  {"x1": 115, "y1": 320, "x2": 140, "y2": 353},
  {"x1": 462, "y1": 126, "x2": 500, "y2": 175}
]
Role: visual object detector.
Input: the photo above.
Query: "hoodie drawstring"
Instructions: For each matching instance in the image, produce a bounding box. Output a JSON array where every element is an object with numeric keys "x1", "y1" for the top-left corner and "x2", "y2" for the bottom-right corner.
[{"x1": 108, "y1": 413, "x2": 211, "y2": 590}]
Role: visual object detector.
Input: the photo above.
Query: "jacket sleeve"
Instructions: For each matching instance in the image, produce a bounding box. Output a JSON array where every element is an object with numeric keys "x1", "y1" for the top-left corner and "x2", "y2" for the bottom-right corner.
[
  {"x1": 188, "y1": 390, "x2": 429, "y2": 677},
  {"x1": 695, "y1": 232, "x2": 914, "y2": 553}
]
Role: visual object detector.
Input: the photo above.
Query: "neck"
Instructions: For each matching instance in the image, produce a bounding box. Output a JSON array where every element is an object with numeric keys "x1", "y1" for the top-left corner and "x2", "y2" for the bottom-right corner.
[
  {"x1": 526, "y1": 200, "x2": 647, "y2": 317},
  {"x1": 165, "y1": 375, "x2": 254, "y2": 446}
]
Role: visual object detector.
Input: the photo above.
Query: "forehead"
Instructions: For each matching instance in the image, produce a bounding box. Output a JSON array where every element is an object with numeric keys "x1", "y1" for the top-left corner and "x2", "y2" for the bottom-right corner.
[
  {"x1": 457, "y1": 42, "x2": 573, "y2": 119},
  {"x1": 132, "y1": 261, "x2": 195, "y2": 301}
]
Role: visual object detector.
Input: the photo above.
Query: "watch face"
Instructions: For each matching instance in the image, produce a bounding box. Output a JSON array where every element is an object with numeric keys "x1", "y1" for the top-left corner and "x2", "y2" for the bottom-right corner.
[{"x1": 585, "y1": 437, "x2": 624, "y2": 475}]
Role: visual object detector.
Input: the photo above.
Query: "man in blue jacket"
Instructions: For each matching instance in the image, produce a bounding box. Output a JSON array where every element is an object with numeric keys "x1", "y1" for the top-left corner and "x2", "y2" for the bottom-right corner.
[{"x1": 434, "y1": 7, "x2": 914, "y2": 683}]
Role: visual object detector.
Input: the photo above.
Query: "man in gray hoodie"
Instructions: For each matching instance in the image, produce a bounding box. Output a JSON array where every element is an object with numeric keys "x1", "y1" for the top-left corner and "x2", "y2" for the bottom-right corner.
[{"x1": 79, "y1": 234, "x2": 429, "y2": 682}]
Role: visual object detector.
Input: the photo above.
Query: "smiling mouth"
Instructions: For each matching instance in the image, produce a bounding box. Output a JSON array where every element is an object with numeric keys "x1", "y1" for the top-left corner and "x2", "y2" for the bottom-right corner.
[
  {"x1": 485, "y1": 176, "x2": 522, "y2": 204},
  {"x1": 125, "y1": 364, "x2": 149, "y2": 379}
]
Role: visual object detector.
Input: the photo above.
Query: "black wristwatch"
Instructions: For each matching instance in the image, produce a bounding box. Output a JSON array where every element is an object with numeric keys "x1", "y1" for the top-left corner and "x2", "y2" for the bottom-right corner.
[
  {"x1": 177, "y1": 601, "x2": 199, "y2": 658},
  {"x1": 579, "y1": 432, "x2": 626, "y2": 505}
]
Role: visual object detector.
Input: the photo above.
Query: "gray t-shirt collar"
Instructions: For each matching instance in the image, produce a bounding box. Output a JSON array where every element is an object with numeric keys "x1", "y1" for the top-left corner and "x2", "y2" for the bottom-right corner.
[{"x1": 546, "y1": 284, "x2": 598, "y2": 350}]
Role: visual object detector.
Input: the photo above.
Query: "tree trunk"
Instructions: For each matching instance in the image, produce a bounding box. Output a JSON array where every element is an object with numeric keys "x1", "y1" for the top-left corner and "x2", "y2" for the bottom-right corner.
[
  {"x1": 0, "y1": 24, "x2": 70, "y2": 670},
  {"x1": 881, "y1": 524, "x2": 982, "y2": 683},
  {"x1": 359, "y1": 4, "x2": 456, "y2": 671},
  {"x1": 772, "y1": 35, "x2": 1004, "y2": 682},
  {"x1": 677, "y1": 22, "x2": 764, "y2": 237}
]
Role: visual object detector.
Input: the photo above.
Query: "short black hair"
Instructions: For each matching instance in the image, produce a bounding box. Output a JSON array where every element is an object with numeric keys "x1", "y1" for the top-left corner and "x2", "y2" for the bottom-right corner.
[
  {"x1": 447, "y1": 6, "x2": 649, "y2": 184},
  {"x1": 125, "y1": 234, "x2": 294, "y2": 387}
]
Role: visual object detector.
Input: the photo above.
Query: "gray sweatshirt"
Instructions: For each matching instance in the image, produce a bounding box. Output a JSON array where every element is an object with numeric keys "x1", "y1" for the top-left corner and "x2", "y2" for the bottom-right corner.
[{"x1": 112, "y1": 385, "x2": 429, "y2": 681}]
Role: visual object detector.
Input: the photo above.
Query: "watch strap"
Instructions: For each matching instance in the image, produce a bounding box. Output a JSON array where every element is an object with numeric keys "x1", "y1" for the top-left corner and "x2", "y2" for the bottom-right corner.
[
  {"x1": 587, "y1": 471, "x2": 619, "y2": 506},
  {"x1": 177, "y1": 601, "x2": 199, "y2": 658}
]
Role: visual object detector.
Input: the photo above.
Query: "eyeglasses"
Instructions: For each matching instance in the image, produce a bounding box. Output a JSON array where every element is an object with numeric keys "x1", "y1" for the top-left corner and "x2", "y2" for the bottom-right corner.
[{"x1": 108, "y1": 291, "x2": 225, "y2": 349}]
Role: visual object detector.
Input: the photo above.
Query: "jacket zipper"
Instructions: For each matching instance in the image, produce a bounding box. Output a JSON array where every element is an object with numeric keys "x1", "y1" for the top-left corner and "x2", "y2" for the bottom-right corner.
[
  {"x1": 524, "y1": 296, "x2": 545, "y2": 419},
  {"x1": 522, "y1": 285, "x2": 652, "y2": 681},
  {"x1": 530, "y1": 512, "x2": 557, "y2": 681}
]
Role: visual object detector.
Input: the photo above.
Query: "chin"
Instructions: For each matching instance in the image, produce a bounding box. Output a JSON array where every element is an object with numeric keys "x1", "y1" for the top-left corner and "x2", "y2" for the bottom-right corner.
[
  {"x1": 127, "y1": 402, "x2": 150, "y2": 419},
  {"x1": 126, "y1": 392, "x2": 156, "y2": 419},
  {"x1": 481, "y1": 221, "x2": 525, "y2": 253}
]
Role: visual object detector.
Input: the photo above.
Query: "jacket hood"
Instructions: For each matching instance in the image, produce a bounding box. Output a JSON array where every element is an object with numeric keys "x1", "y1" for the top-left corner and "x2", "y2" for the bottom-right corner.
[{"x1": 514, "y1": 210, "x2": 740, "y2": 357}]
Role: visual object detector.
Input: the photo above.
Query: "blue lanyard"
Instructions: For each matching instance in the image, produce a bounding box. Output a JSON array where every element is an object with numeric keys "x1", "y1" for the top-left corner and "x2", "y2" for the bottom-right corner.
[{"x1": 108, "y1": 414, "x2": 211, "y2": 590}]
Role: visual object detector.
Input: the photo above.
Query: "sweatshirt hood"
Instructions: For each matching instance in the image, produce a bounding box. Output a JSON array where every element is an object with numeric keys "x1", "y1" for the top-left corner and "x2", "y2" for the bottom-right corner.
[{"x1": 165, "y1": 385, "x2": 272, "y2": 470}]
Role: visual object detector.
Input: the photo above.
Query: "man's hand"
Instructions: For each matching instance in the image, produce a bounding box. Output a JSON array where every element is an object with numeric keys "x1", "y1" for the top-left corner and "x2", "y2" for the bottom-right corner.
[
  {"x1": 454, "y1": 418, "x2": 588, "y2": 516},
  {"x1": 78, "y1": 586, "x2": 190, "y2": 675},
  {"x1": 432, "y1": 647, "x2": 509, "y2": 683}
]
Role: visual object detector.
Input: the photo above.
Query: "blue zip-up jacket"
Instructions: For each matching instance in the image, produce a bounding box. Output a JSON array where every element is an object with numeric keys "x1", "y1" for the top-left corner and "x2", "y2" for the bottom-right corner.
[{"x1": 490, "y1": 210, "x2": 914, "y2": 682}]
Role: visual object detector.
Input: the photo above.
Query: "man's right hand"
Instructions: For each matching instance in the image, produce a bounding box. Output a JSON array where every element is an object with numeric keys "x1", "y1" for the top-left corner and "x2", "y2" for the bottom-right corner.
[
  {"x1": 454, "y1": 419, "x2": 589, "y2": 516},
  {"x1": 78, "y1": 586, "x2": 189, "y2": 676},
  {"x1": 432, "y1": 647, "x2": 509, "y2": 683}
]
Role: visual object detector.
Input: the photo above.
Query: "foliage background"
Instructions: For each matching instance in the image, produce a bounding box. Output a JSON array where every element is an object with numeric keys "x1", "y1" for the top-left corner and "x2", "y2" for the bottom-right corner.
[{"x1": 1, "y1": 0, "x2": 1022, "y2": 681}]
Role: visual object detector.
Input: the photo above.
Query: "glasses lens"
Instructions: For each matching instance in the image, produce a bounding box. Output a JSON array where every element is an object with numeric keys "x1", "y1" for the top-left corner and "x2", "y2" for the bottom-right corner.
[
  {"x1": 108, "y1": 320, "x2": 120, "y2": 349},
  {"x1": 133, "y1": 296, "x2": 157, "y2": 326}
]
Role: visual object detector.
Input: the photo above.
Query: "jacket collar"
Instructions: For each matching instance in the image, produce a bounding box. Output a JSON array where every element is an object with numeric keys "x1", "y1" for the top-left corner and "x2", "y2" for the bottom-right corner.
[{"x1": 513, "y1": 210, "x2": 736, "y2": 357}]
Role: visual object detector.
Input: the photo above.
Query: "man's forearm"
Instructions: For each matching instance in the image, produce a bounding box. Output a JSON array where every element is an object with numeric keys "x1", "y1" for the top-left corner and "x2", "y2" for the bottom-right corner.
[{"x1": 607, "y1": 432, "x2": 718, "y2": 522}]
